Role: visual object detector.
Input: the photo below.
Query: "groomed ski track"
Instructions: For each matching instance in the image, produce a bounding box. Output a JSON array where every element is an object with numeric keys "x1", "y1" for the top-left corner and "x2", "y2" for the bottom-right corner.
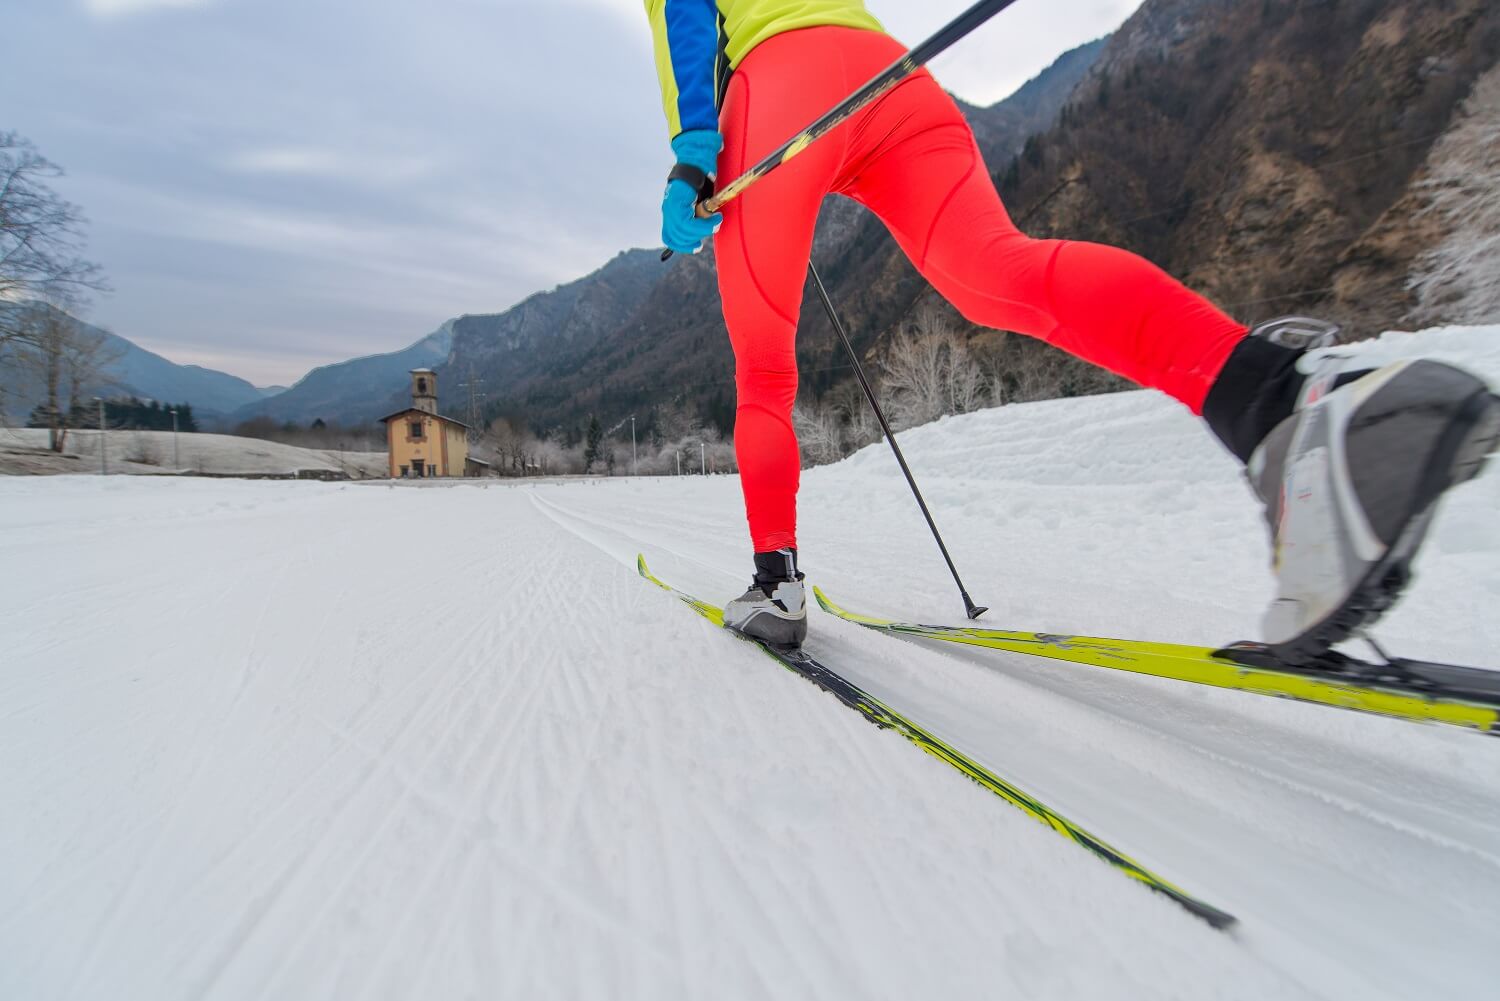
[{"x1": 4, "y1": 327, "x2": 1500, "y2": 1000}]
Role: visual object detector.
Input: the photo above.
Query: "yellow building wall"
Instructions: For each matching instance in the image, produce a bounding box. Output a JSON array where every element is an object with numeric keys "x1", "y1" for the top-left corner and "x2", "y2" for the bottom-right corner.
[
  {"x1": 387, "y1": 412, "x2": 468, "y2": 478},
  {"x1": 445, "y1": 424, "x2": 469, "y2": 476}
]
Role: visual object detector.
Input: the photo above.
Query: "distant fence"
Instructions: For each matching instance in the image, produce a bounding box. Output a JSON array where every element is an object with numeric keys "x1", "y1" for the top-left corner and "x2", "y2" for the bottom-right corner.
[{"x1": 166, "y1": 469, "x2": 358, "y2": 482}]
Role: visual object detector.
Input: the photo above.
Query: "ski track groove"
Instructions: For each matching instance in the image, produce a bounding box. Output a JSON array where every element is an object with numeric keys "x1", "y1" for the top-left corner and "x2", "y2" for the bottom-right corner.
[
  {"x1": 253, "y1": 581, "x2": 526, "y2": 994},
  {"x1": 823, "y1": 617, "x2": 1500, "y2": 980},
  {"x1": 346, "y1": 634, "x2": 543, "y2": 999},
  {"x1": 352, "y1": 560, "x2": 647, "y2": 999},
  {"x1": 492, "y1": 606, "x2": 639, "y2": 997},
  {"x1": 883, "y1": 630, "x2": 1500, "y2": 872},
  {"x1": 56, "y1": 600, "x2": 280, "y2": 1001},
  {"x1": 536, "y1": 494, "x2": 853, "y2": 994},
  {"x1": 198, "y1": 586, "x2": 515, "y2": 999}
]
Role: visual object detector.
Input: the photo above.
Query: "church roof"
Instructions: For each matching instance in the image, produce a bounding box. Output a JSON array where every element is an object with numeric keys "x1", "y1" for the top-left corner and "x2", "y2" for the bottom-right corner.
[{"x1": 377, "y1": 407, "x2": 471, "y2": 430}]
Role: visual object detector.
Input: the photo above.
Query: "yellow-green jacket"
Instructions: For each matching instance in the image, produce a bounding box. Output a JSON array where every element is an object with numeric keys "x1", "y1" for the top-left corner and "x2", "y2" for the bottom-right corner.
[{"x1": 644, "y1": 0, "x2": 884, "y2": 138}]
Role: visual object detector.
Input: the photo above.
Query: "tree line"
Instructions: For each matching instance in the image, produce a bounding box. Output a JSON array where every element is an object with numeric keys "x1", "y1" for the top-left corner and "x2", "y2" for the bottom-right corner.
[
  {"x1": 29, "y1": 396, "x2": 199, "y2": 433},
  {"x1": 793, "y1": 305, "x2": 1126, "y2": 466},
  {"x1": 458, "y1": 305, "x2": 1126, "y2": 479}
]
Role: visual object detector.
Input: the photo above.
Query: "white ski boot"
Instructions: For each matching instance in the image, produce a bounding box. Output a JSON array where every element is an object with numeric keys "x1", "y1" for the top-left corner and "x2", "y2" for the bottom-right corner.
[
  {"x1": 723, "y1": 548, "x2": 808, "y2": 649},
  {"x1": 1248, "y1": 352, "x2": 1499, "y2": 662}
]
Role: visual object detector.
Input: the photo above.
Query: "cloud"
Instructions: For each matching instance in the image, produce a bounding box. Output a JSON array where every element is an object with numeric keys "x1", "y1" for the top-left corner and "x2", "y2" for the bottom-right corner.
[
  {"x1": 83, "y1": 0, "x2": 212, "y2": 16},
  {"x1": 223, "y1": 147, "x2": 441, "y2": 187}
]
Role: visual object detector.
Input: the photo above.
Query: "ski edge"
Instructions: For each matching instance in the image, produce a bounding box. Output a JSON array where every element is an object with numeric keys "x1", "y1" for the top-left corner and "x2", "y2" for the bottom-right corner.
[
  {"x1": 638, "y1": 555, "x2": 1237, "y2": 931},
  {"x1": 812, "y1": 587, "x2": 1500, "y2": 736}
]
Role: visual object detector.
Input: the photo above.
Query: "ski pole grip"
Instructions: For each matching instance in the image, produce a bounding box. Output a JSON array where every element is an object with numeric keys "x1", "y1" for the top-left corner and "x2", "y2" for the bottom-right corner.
[{"x1": 661, "y1": 195, "x2": 722, "y2": 261}]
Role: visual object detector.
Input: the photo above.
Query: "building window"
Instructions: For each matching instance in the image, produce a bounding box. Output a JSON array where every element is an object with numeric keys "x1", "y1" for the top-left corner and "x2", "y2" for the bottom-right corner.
[
  {"x1": 399, "y1": 465, "x2": 409, "y2": 477},
  {"x1": 410, "y1": 421, "x2": 424, "y2": 440},
  {"x1": 417, "y1": 378, "x2": 428, "y2": 394}
]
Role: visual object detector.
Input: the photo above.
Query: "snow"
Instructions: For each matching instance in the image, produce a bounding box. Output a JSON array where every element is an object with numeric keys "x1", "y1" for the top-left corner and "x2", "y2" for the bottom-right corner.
[
  {"x1": 3, "y1": 326, "x2": 1499, "y2": 1000},
  {"x1": 0, "y1": 428, "x2": 386, "y2": 478}
]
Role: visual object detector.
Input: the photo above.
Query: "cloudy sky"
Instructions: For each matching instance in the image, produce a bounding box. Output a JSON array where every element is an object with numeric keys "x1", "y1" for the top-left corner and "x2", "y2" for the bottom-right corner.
[{"x1": 9, "y1": 0, "x2": 1143, "y2": 387}]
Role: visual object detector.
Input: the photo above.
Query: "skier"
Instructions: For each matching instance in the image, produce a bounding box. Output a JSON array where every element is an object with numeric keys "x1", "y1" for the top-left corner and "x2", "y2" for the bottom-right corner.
[{"x1": 643, "y1": 1, "x2": 1499, "y2": 656}]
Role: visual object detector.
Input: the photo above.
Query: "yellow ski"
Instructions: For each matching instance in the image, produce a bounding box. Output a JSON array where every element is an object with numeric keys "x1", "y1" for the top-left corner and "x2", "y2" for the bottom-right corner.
[{"x1": 813, "y1": 588, "x2": 1500, "y2": 735}]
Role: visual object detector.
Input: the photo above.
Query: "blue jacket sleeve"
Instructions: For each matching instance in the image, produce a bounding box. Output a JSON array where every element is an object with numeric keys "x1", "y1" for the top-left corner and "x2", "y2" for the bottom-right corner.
[{"x1": 644, "y1": 0, "x2": 722, "y2": 138}]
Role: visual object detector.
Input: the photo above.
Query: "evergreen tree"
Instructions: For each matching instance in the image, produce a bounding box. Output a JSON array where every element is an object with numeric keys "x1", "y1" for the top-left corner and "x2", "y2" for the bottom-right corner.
[{"x1": 583, "y1": 415, "x2": 603, "y2": 473}]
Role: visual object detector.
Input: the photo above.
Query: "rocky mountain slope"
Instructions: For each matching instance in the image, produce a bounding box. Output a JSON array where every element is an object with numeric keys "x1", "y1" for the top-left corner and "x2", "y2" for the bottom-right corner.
[{"x1": 998, "y1": 0, "x2": 1500, "y2": 334}]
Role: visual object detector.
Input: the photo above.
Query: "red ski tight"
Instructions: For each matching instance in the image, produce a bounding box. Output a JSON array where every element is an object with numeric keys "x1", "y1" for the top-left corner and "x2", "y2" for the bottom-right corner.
[{"x1": 715, "y1": 27, "x2": 1248, "y2": 552}]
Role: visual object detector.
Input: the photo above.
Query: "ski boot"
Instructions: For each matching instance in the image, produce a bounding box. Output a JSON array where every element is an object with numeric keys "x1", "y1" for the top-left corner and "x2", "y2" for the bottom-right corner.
[
  {"x1": 1207, "y1": 318, "x2": 1500, "y2": 663},
  {"x1": 723, "y1": 548, "x2": 807, "y2": 649}
]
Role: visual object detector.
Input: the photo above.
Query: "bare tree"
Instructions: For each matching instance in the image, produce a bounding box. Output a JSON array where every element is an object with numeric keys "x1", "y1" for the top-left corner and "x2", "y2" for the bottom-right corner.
[
  {"x1": 827, "y1": 378, "x2": 882, "y2": 453},
  {"x1": 792, "y1": 399, "x2": 844, "y2": 466},
  {"x1": 15, "y1": 303, "x2": 120, "y2": 451},
  {"x1": 878, "y1": 307, "x2": 992, "y2": 430},
  {"x1": 0, "y1": 133, "x2": 104, "y2": 343}
]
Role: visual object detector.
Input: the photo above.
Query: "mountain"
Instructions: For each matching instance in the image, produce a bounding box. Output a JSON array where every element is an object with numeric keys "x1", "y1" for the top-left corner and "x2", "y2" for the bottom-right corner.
[
  {"x1": 106, "y1": 329, "x2": 269, "y2": 415},
  {"x1": 1, "y1": 305, "x2": 271, "y2": 420},
  {"x1": 229, "y1": 248, "x2": 670, "y2": 429},
  {"x1": 228, "y1": 317, "x2": 457, "y2": 427}
]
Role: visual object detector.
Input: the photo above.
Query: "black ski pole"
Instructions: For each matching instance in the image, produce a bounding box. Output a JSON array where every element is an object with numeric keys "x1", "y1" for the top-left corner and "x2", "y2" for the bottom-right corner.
[
  {"x1": 663, "y1": 0, "x2": 1027, "y2": 261},
  {"x1": 808, "y1": 263, "x2": 988, "y2": 620}
]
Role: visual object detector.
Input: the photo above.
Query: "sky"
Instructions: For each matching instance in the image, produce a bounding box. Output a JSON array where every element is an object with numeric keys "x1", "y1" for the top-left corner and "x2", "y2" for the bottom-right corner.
[{"x1": 7, "y1": 0, "x2": 1144, "y2": 387}]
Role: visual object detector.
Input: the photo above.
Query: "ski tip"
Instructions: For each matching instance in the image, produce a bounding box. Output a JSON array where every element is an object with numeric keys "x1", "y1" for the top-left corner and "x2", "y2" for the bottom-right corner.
[
  {"x1": 811, "y1": 585, "x2": 837, "y2": 613},
  {"x1": 636, "y1": 553, "x2": 649, "y2": 576},
  {"x1": 1197, "y1": 904, "x2": 1239, "y2": 931}
]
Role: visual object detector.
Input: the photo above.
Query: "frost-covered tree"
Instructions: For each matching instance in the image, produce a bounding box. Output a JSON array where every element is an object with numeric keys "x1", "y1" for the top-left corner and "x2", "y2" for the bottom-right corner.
[
  {"x1": 1408, "y1": 66, "x2": 1500, "y2": 325},
  {"x1": 792, "y1": 400, "x2": 845, "y2": 466},
  {"x1": 878, "y1": 307, "x2": 992, "y2": 431}
]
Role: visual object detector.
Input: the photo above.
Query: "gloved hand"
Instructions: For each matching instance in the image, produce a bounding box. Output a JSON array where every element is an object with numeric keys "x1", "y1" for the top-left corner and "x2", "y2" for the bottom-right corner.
[{"x1": 661, "y1": 129, "x2": 724, "y2": 255}]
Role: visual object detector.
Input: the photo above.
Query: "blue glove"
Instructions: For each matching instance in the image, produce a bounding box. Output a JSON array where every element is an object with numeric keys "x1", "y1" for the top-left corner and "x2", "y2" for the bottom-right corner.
[{"x1": 661, "y1": 129, "x2": 724, "y2": 255}]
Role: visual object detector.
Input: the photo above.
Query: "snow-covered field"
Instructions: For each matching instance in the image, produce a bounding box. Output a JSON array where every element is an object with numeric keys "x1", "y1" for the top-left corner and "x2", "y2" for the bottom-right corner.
[
  {"x1": 0, "y1": 428, "x2": 386, "y2": 478},
  {"x1": 3, "y1": 327, "x2": 1498, "y2": 1000}
]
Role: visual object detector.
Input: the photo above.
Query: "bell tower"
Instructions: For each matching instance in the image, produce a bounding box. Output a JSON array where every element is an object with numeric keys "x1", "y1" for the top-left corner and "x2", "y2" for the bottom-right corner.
[{"x1": 411, "y1": 368, "x2": 437, "y2": 414}]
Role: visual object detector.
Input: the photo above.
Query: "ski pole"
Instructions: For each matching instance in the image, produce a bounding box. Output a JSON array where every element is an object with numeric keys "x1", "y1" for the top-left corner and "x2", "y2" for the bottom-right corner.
[
  {"x1": 662, "y1": 0, "x2": 1027, "y2": 261},
  {"x1": 809, "y1": 264, "x2": 989, "y2": 621}
]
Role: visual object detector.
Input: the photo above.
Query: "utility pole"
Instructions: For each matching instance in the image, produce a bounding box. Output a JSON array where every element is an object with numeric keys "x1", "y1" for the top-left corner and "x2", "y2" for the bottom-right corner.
[
  {"x1": 676, "y1": 450, "x2": 681, "y2": 476},
  {"x1": 95, "y1": 398, "x2": 106, "y2": 475},
  {"x1": 170, "y1": 408, "x2": 180, "y2": 470},
  {"x1": 700, "y1": 442, "x2": 706, "y2": 475},
  {"x1": 459, "y1": 365, "x2": 486, "y2": 444},
  {"x1": 630, "y1": 416, "x2": 637, "y2": 476}
]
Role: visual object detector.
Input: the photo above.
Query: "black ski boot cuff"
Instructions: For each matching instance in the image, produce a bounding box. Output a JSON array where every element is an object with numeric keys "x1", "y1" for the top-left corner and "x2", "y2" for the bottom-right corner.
[
  {"x1": 752, "y1": 548, "x2": 803, "y2": 593},
  {"x1": 1203, "y1": 335, "x2": 1305, "y2": 463}
]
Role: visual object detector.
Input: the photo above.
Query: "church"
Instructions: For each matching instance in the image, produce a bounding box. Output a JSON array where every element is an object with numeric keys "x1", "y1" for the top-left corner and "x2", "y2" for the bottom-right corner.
[{"x1": 378, "y1": 369, "x2": 471, "y2": 478}]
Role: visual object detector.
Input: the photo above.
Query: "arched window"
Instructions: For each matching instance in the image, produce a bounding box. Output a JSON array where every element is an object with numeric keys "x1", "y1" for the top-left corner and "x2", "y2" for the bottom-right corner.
[{"x1": 417, "y1": 378, "x2": 428, "y2": 394}]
